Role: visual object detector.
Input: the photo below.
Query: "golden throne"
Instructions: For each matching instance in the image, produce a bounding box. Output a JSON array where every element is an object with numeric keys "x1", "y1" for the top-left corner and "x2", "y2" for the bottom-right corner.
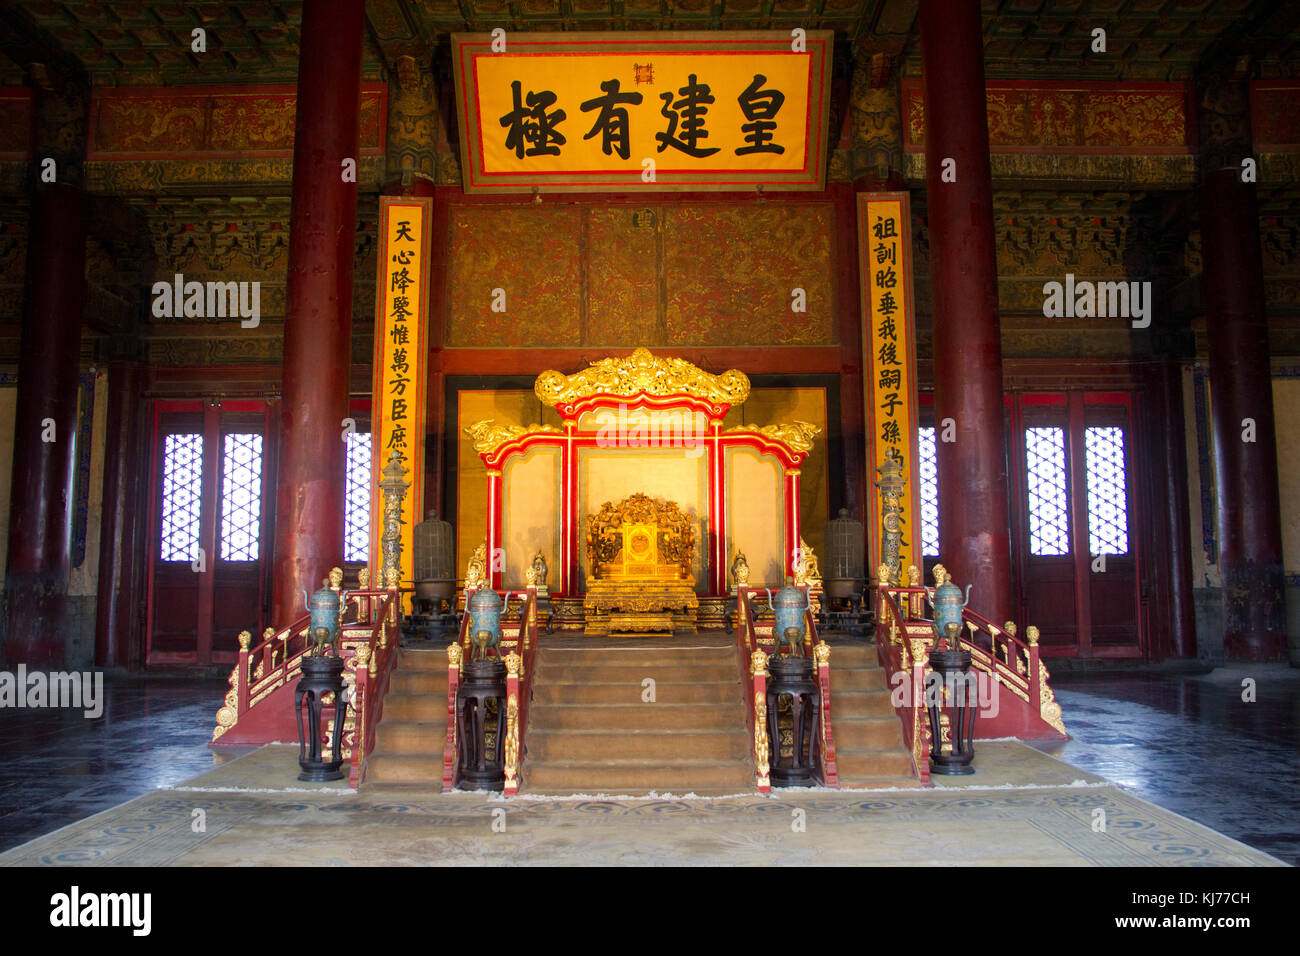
[{"x1": 583, "y1": 493, "x2": 699, "y2": 636}]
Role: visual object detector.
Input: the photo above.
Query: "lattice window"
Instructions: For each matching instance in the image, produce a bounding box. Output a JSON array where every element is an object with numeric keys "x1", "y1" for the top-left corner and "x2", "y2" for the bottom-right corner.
[
  {"x1": 344, "y1": 432, "x2": 373, "y2": 563},
  {"x1": 918, "y1": 426, "x2": 940, "y2": 557},
  {"x1": 1025, "y1": 427, "x2": 1070, "y2": 556},
  {"x1": 219, "y1": 433, "x2": 264, "y2": 562},
  {"x1": 1085, "y1": 426, "x2": 1129, "y2": 556},
  {"x1": 159, "y1": 433, "x2": 203, "y2": 562}
]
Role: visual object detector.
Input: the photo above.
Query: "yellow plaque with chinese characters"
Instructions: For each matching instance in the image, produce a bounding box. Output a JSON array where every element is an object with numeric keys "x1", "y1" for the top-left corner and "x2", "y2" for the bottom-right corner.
[
  {"x1": 452, "y1": 31, "x2": 833, "y2": 193},
  {"x1": 370, "y1": 196, "x2": 431, "y2": 604},
  {"x1": 859, "y1": 193, "x2": 921, "y2": 580}
]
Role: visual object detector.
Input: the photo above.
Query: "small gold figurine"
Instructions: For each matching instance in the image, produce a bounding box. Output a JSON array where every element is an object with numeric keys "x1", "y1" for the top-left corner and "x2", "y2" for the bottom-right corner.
[{"x1": 731, "y1": 550, "x2": 751, "y2": 589}]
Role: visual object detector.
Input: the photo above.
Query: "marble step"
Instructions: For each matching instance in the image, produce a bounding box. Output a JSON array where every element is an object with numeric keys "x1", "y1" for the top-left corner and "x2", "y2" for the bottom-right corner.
[
  {"x1": 526, "y1": 729, "x2": 750, "y2": 761},
  {"x1": 528, "y1": 703, "x2": 745, "y2": 732},
  {"x1": 523, "y1": 757, "x2": 754, "y2": 793},
  {"x1": 532, "y1": 680, "x2": 741, "y2": 706}
]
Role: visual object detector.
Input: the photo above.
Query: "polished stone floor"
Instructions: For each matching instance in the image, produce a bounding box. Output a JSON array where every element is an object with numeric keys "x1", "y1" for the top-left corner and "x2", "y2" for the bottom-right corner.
[
  {"x1": 1028, "y1": 664, "x2": 1300, "y2": 865},
  {"x1": 0, "y1": 665, "x2": 1296, "y2": 862},
  {"x1": 0, "y1": 676, "x2": 233, "y2": 853}
]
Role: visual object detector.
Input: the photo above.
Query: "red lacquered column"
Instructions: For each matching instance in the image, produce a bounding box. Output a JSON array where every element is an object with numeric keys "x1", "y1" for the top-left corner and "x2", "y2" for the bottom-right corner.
[
  {"x1": 271, "y1": 0, "x2": 366, "y2": 623},
  {"x1": 784, "y1": 469, "x2": 802, "y2": 581},
  {"x1": 94, "y1": 362, "x2": 143, "y2": 668},
  {"x1": 4, "y1": 183, "x2": 87, "y2": 668},
  {"x1": 1200, "y1": 168, "x2": 1286, "y2": 661},
  {"x1": 918, "y1": 0, "x2": 1014, "y2": 623}
]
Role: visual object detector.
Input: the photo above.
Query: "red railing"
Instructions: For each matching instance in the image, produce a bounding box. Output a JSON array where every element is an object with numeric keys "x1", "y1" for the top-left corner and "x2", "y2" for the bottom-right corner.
[
  {"x1": 441, "y1": 586, "x2": 541, "y2": 794},
  {"x1": 873, "y1": 580, "x2": 1067, "y2": 779},
  {"x1": 342, "y1": 589, "x2": 402, "y2": 787},
  {"x1": 211, "y1": 586, "x2": 407, "y2": 788},
  {"x1": 874, "y1": 586, "x2": 934, "y2": 784},
  {"x1": 734, "y1": 585, "x2": 838, "y2": 790}
]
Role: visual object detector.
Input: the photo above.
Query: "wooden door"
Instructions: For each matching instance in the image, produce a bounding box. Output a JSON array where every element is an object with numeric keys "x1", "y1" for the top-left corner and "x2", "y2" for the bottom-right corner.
[
  {"x1": 1011, "y1": 392, "x2": 1143, "y2": 659},
  {"x1": 147, "y1": 401, "x2": 273, "y2": 667}
]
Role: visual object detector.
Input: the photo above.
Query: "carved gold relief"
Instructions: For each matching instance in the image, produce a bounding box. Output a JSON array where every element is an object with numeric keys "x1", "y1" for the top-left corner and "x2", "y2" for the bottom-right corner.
[
  {"x1": 723, "y1": 420, "x2": 821, "y2": 454},
  {"x1": 535, "y1": 347, "x2": 750, "y2": 407},
  {"x1": 464, "y1": 419, "x2": 562, "y2": 455},
  {"x1": 1038, "y1": 660, "x2": 1067, "y2": 736}
]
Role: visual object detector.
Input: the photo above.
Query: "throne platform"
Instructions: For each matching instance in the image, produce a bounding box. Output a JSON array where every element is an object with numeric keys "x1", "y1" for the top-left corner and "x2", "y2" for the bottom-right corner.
[{"x1": 582, "y1": 493, "x2": 699, "y2": 637}]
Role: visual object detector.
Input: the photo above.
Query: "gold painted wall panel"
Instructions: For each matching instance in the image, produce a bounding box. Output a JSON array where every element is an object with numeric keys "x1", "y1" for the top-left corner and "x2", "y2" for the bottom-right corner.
[
  {"x1": 579, "y1": 447, "x2": 707, "y2": 592},
  {"x1": 587, "y1": 206, "x2": 660, "y2": 345},
  {"x1": 502, "y1": 446, "x2": 562, "y2": 590},
  {"x1": 726, "y1": 446, "x2": 784, "y2": 587},
  {"x1": 445, "y1": 207, "x2": 584, "y2": 347},
  {"x1": 443, "y1": 203, "x2": 835, "y2": 348},
  {"x1": 663, "y1": 206, "x2": 835, "y2": 346}
]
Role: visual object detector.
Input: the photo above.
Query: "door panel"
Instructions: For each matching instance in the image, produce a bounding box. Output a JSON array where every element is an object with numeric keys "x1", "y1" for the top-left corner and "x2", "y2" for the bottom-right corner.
[
  {"x1": 1011, "y1": 392, "x2": 1144, "y2": 659},
  {"x1": 148, "y1": 402, "x2": 271, "y2": 667},
  {"x1": 1019, "y1": 402, "x2": 1079, "y2": 650}
]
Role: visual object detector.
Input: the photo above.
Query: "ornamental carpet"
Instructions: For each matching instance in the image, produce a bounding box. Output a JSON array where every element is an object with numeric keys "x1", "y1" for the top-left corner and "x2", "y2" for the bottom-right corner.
[{"x1": 0, "y1": 742, "x2": 1282, "y2": 866}]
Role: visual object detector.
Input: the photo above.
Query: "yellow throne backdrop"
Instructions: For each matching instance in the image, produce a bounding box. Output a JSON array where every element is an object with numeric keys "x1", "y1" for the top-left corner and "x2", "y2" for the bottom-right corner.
[{"x1": 455, "y1": 386, "x2": 828, "y2": 591}]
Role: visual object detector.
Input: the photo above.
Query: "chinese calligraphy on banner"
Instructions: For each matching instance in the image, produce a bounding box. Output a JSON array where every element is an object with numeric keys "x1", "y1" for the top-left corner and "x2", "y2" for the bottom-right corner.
[
  {"x1": 372, "y1": 196, "x2": 430, "y2": 607},
  {"x1": 859, "y1": 193, "x2": 921, "y2": 581},
  {"x1": 452, "y1": 31, "x2": 832, "y2": 192}
]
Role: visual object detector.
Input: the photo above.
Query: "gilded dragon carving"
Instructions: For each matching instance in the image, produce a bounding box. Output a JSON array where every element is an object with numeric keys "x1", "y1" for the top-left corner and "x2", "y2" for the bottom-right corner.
[{"x1": 535, "y1": 347, "x2": 750, "y2": 407}]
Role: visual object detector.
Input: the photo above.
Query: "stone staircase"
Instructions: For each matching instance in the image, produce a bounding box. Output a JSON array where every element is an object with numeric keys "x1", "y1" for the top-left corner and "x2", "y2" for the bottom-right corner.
[
  {"x1": 364, "y1": 647, "x2": 448, "y2": 785},
  {"x1": 523, "y1": 635, "x2": 755, "y2": 795},
  {"x1": 825, "y1": 640, "x2": 920, "y2": 787}
]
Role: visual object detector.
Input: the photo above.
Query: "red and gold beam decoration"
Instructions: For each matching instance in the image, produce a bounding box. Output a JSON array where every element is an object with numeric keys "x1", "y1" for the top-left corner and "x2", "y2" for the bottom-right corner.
[
  {"x1": 452, "y1": 31, "x2": 832, "y2": 193},
  {"x1": 371, "y1": 196, "x2": 431, "y2": 603},
  {"x1": 859, "y1": 193, "x2": 921, "y2": 583}
]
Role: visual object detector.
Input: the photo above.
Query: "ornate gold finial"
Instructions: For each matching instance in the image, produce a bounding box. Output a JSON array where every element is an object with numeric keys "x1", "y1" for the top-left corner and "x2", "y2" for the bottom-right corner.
[
  {"x1": 1004, "y1": 621, "x2": 1018, "y2": 638},
  {"x1": 731, "y1": 550, "x2": 751, "y2": 589},
  {"x1": 328, "y1": 566, "x2": 344, "y2": 591},
  {"x1": 447, "y1": 643, "x2": 463, "y2": 668},
  {"x1": 1026, "y1": 625, "x2": 1040, "y2": 647},
  {"x1": 384, "y1": 565, "x2": 400, "y2": 589},
  {"x1": 354, "y1": 644, "x2": 371, "y2": 667},
  {"x1": 876, "y1": 562, "x2": 893, "y2": 586},
  {"x1": 908, "y1": 637, "x2": 931, "y2": 662},
  {"x1": 262, "y1": 627, "x2": 275, "y2": 642},
  {"x1": 907, "y1": 565, "x2": 922, "y2": 587},
  {"x1": 504, "y1": 651, "x2": 522, "y2": 680},
  {"x1": 534, "y1": 348, "x2": 751, "y2": 408},
  {"x1": 932, "y1": 563, "x2": 949, "y2": 586},
  {"x1": 750, "y1": 647, "x2": 769, "y2": 677},
  {"x1": 237, "y1": 630, "x2": 251, "y2": 651},
  {"x1": 464, "y1": 542, "x2": 487, "y2": 590},
  {"x1": 813, "y1": 641, "x2": 831, "y2": 666},
  {"x1": 357, "y1": 567, "x2": 370, "y2": 589}
]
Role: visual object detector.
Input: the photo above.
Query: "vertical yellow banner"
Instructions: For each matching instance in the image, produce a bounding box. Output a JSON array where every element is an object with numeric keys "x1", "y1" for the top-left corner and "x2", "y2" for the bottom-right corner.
[
  {"x1": 372, "y1": 196, "x2": 431, "y2": 605},
  {"x1": 859, "y1": 193, "x2": 921, "y2": 582}
]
